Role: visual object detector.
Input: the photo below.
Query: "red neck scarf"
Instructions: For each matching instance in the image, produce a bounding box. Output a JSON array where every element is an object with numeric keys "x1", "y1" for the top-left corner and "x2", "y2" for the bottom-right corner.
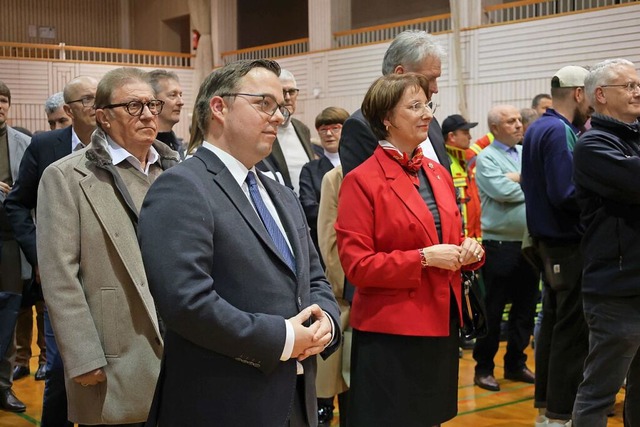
[{"x1": 380, "y1": 142, "x2": 424, "y2": 186}]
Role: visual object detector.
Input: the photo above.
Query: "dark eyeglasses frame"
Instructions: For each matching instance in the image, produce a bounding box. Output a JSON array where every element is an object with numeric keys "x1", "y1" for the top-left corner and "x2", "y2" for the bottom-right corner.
[
  {"x1": 67, "y1": 96, "x2": 95, "y2": 108},
  {"x1": 100, "y1": 100, "x2": 165, "y2": 117},
  {"x1": 283, "y1": 88, "x2": 300, "y2": 97},
  {"x1": 219, "y1": 93, "x2": 290, "y2": 121}
]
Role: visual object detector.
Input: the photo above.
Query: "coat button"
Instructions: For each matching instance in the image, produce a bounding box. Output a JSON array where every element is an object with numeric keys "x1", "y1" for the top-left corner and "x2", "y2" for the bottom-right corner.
[
  {"x1": 409, "y1": 223, "x2": 416, "y2": 231},
  {"x1": 409, "y1": 291, "x2": 416, "y2": 298}
]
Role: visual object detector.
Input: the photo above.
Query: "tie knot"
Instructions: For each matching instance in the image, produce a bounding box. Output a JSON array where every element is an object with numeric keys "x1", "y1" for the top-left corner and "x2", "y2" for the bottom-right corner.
[{"x1": 246, "y1": 171, "x2": 257, "y2": 187}]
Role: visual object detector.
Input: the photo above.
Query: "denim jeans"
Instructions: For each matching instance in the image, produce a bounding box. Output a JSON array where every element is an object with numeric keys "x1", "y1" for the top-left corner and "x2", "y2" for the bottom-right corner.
[
  {"x1": 41, "y1": 307, "x2": 73, "y2": 427},
  {"x1": 573, "y1": 294, "x2": 640, "y2": 427}
]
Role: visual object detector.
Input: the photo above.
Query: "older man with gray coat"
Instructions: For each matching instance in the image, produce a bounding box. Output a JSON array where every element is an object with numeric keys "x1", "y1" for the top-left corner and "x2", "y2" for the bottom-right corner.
[{"x1": 36, "y1": 67, "x2": 178, "y2": 426}]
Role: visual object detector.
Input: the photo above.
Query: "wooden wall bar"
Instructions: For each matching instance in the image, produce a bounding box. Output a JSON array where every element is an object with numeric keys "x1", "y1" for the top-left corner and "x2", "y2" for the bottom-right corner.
[{"x1": 1, "y1": 0, "x2": 122, "y2": 48}]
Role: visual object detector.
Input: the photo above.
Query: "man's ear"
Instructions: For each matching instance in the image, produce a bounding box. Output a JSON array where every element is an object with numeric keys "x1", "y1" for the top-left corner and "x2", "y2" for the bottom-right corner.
[
  {"x1": 394, "y1": 65, "x2": 406, "y2": 75},
  {"x1": 95, "y1": 109, "x2": 109, "y2": 128},
  {"x1": 210, "y1": 96, "x2": 227, "y2": 122},
  {"x1": 63, "y1": 104, "x2": 74, "y2": 119}
]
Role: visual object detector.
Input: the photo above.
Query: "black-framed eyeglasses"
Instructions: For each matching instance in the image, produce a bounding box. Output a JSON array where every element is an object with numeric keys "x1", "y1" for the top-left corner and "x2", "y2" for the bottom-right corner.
[
  {"x1": 101, "y1": 100, "x2": 165, "y2": 117},
  {"x1": 219, "y1": 93, "x2": 290, "y2": 121},
  {"x1": 67, "y1": 96, "x2": 95, "y2": 108},
  {"x1": 601, "y1": 81, "x2": 640, "y2": 93},
  {"x1": 283, "y1": 88, "x2": 299, "y2": 97},
  {"x1": 408, "y1": 100, "x2": 436, "y2": 115}
]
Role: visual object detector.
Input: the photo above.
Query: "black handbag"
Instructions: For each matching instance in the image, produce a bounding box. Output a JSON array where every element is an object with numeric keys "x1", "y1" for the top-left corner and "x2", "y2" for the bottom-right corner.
[{"x1": 460, "y1": 270, "x2": 488, "y2": 340}]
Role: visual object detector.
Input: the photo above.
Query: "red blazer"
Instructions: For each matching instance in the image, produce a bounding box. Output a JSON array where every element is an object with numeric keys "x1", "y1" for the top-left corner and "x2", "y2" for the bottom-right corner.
[{"x1": 336, "y1": 147, "x2": 484, "y2": 337}]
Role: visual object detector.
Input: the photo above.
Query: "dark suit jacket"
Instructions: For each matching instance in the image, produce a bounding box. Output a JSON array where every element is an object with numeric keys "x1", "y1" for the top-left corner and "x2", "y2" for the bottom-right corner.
[
  {"x1": 5, "y1": 126, "x2": 73, "y2": 267},
  {"x1": 138, "y1": 147, "x2": 341, "y2": 427},
  {"x1": 299, "y1": 156, "x2": 335, "y2": 265},
  {"x1": 259, "y1": 118, "x2": 315, "y2": 188},
  {"x1": 339, "y1": 108, "x2": 451, "y2": 176}
]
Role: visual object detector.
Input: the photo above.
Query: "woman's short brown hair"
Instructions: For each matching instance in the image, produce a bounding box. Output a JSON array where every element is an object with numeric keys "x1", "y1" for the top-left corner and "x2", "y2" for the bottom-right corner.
[
  {"x1": 315, "y1": 107, "x2": 350, "y2": 129},
  {"x1": 362, "y1": 73, "x2": 430, "y2": 141}
]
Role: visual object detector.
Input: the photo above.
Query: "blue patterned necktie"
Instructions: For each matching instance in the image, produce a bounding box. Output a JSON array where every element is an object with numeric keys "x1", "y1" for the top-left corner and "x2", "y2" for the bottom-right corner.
[{"x1": 245, "y1": 171, "x2": 296, "y2": 273}]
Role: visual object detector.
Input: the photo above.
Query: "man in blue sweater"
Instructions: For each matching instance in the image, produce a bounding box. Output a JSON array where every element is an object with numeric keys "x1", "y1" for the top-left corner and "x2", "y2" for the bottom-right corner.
[
  {"x1": 473, "y1": 105, "x2": 539, "y2": 392},
  {"x1": 521, "y1": 66, "x2": 592, "y2": 427}
]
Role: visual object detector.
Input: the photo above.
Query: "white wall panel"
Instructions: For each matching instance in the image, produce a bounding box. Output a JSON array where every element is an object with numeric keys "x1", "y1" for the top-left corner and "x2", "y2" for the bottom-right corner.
[
  {"x1": 1, "y1": 60, "x2": 194, "y2": 139},
  {"x1": 288, "y1": 4, "x2": 640, "y2": 138}
]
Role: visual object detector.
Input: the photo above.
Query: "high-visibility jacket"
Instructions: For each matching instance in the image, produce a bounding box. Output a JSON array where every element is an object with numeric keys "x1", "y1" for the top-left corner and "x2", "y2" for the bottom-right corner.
[{"x1": 447, "y1": 145, "x2": 482, "y2": 240}]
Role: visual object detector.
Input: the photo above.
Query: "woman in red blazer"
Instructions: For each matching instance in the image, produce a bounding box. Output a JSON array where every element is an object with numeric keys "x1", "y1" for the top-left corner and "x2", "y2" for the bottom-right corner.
[{"x1": 336, "y1": 73, "x2": 484, "y2": 427}]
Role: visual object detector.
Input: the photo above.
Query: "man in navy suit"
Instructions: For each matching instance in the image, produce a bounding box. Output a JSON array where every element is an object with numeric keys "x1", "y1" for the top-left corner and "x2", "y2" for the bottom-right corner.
[
  {"x1": 5, "y1": 75, "x2": 97, "y2": 426},
  {"x1": 139, "y1": 59, "x2": 341, "y2": 427},
  {"x1": 339, "y1": 30, "x2": 450, "y2": 176}
]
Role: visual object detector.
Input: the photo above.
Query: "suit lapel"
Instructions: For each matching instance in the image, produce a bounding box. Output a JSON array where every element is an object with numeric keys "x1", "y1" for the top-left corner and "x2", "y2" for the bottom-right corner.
[
  {"x1": 270, "y1": 138, "x2": 291, "y2": 185},
  {"x1": 195, "y1": 148, "x2": 296, "y2": 276},
  {"x1": 428, "y1": 119, "x2": 451, "y2": 171},
  {"x1": 292, "y1": 119, "x2": 314, "y2": 161},
  {"x1": 7, "y1": 128, "x2": 25, "y2": 182},
  {"x1": 319, "y1": 156, "x2": 334, "y2": 176},
  {"x1": 53, "y1": 127, "x2": 73, "y2": 161},
  {"x1": 77, "y1": 163, "x2": 148, "y2": 290},
  {"x1": 376, "y1": 149, "x2": 440, "y2": 246}
]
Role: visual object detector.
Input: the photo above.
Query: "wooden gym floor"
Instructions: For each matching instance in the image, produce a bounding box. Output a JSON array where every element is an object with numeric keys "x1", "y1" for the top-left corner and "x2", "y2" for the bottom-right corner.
[{"x1": 0, "y1": 341, "x2": 626, "y2": 426}]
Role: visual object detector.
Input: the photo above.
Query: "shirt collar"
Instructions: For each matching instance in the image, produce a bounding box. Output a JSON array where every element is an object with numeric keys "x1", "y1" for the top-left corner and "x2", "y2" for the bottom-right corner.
[
  {"x1": 323, "y1": 150, "x2": 340, "y2": 167},
  {"x1": 71, "y1": 127, "x2": 85, "y2": 152},
  {"x1": 106, "y1": 136, "x2": 159, "y2": 175},
  {"x1": 492, "y1": 140, "x2": 517, "y2": 152},
  {"x1": 201, "y1": 141, "x2": 261, "y2": 188}
]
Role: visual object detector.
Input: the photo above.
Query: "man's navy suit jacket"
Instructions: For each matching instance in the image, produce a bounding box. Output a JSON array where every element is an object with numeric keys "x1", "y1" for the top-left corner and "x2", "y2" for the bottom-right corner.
[{"x1": 5, "y1": 126, "x2": 74, "y2": 267}]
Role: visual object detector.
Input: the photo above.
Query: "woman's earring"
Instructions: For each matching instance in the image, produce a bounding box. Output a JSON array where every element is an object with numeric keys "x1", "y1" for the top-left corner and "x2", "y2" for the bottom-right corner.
[{"x1": 385, "y1": 124, "x2": 389, "y2": 132}]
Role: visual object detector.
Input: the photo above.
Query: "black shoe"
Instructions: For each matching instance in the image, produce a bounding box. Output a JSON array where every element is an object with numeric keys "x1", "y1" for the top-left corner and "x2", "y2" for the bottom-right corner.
[
  {"x1": 461, "y1": 338, "x2": 475, "y2": 350},
  {"x1": 11, "y1": 365, "x2": 30, "y2": 381},
  {"x1": 0, "y1": 388, "x2": 26, "y2": 412},
  {"x1": 504, "y1": 367, "x2": 535, "y2": 384},
  {"x1": 35, "y1": 364, "x2": 46, "y2": 381},
  {"x1": 474, "y1": 374, "x2": 500, "y2": 391},
  {"x1": 318, "y1": 403, "x2": 334, "y2": 424}
]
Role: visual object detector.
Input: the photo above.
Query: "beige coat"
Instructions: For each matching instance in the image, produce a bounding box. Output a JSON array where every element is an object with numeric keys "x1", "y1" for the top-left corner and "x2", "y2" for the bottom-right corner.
[
  {"x1": 36, "y1": 129, "x2": 178, "y2": 424},
  {"x1": 316, "y1": 165, "x2": 351, "y2": 397}
]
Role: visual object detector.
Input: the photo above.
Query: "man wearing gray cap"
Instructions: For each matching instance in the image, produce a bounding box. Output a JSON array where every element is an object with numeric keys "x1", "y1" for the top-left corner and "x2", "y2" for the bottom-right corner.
[{"x1": 521, "y1": 65, "x2": 592, "y2": 427}]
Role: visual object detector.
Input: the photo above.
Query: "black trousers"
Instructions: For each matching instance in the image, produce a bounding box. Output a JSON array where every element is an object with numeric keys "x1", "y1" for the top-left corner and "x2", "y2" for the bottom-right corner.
[
  {"x1": 288, "y1": 375, "x2": 309, "y2": 427},
  {"x1": 534, "y1": 242, "x2": 589, "y2": 420},
  {"x1": 473, "y1": 240, "x2": 539, "y2": 375}
]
